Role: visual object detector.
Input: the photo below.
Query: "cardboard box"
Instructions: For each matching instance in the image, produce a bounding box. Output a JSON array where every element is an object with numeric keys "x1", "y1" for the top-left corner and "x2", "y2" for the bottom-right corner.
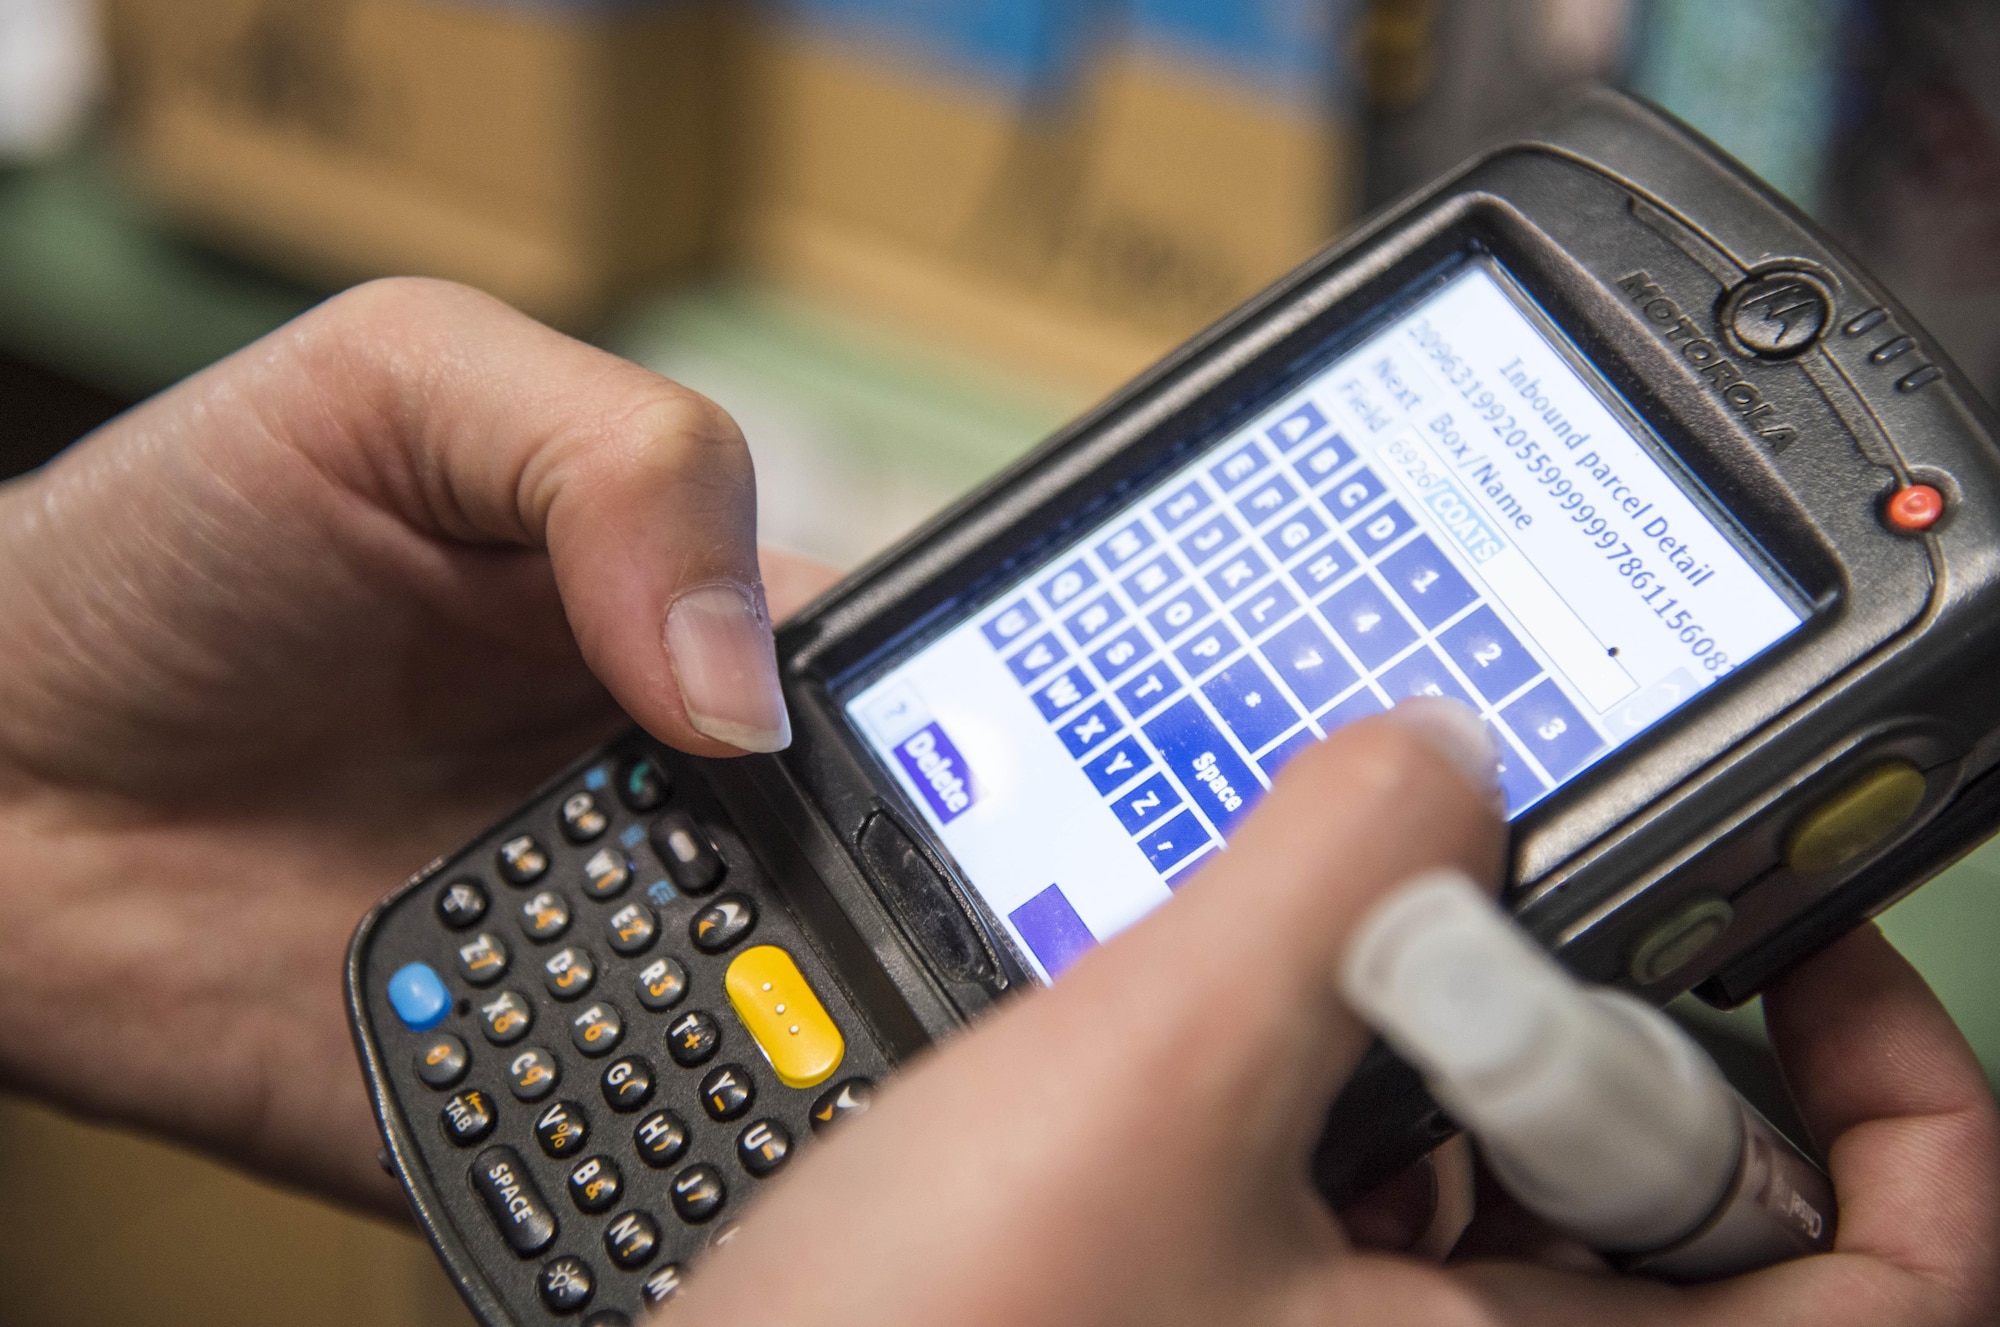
[
  {"x1": 106, "y1": 0, "x2": 727, "y2": 328},
  {"x1": 1044, "y1": 0, "x2": 1361, "y2": 343},
  {"x1": 740, "y1": 0, "x2": 1362, "y2": 394},
  {"x1": 737, "y1": 0, "x2": 1158, "y2": 391}
]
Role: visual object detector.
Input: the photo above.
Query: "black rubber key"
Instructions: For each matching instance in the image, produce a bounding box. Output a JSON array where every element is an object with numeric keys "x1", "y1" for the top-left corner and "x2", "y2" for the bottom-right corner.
[{"x1": 469, "y1": 1145, "x2": 558, "y2": 1256}]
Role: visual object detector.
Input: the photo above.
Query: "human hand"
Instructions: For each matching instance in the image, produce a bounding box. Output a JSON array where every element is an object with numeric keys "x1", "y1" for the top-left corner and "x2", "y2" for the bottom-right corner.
[
  {"x1": 0, "y1": 279, "x2": 839, "y2": 1213},
  {"x1": 669, "y1": 703, "x2": 2000, "y2": 1326},
  {"x1": 1452, "y1": 920, "x2": 2000, "y2": 1324}
]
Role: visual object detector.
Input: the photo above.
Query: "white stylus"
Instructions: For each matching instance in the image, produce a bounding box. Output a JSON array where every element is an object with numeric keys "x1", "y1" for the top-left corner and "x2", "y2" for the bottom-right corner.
[{"x1": 1341, "y1": 871, "x2": 1835, "y2": 1280}]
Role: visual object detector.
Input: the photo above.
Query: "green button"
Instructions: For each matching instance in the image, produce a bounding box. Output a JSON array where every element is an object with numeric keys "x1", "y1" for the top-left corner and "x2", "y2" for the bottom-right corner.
[
  {"x1": 1786, "y1": 761, "x2": 1927, "y2": 876},
  {"x1": 1630, "y1": 896, "x2": 1734, "y2": 986}
]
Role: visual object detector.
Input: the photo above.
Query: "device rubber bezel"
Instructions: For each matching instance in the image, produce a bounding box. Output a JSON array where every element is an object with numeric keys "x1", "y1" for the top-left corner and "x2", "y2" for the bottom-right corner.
[{"x1": 764, "y1": 100, "x2": 1940, "y2": 995}]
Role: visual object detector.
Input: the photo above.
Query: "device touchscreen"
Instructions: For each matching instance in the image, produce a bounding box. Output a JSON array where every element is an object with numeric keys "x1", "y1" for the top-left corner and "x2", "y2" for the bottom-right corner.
[{"x1": 843, "y1": 258, "x2": 1807, "y2": 982}]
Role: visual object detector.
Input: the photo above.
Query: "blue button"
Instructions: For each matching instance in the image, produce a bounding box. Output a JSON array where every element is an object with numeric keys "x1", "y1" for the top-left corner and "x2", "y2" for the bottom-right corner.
[
  {"x1": 1380, "y1": 645, "x2": 1478, "y2": 713},
  {"x1": 1083, "y1": 735, "x2": 1150, "y2": 795},
  {"x1": 1266, "y1": 402, "x2": 1329, "y2": 453},
  {"x1": 1143, "y1": 697, "x2": 1264, "y2": 837},
  {"x1": 1152, "y1": 481, "x2": 1212, "y2": 532},
  {"x1": 1037, "y1": 558, "x2": 1098, "y2": 610},
  {"x1": 1055, "y1": 700, "x2": 1121, "y2": 759},
  {"x1": 1352, "y1": 500, "x2": 1417, "y2": 557},
  {"x1": 1264, "y1": 506, "x2": 1328, "y2": 563},
  {"x1": 1502, "y1": 679, "x2": 1604, "y2": 784},
  {"x1": 1138, "y1": 809, "x2": 1213, "y2": 880},
  {"x1": 1208, "y1": 440, "x2": 1271, "y2": 492},
  {"x1": 1297, "y1": 432, "x2": 1357, "y2": 484},
  {"x1": 1235, "y1": 474, "x2": 1298, "y2": 528},
  {"x1": 1178, "y1": 513, "x2": 1239, "y2": 568},
  {"x1": 1095, "y1": 520, "x2": 1156, "y2": 570},
  {"x1": 1111, "y1": 773, "x2": 1183, "y2": 834},
  {"x1": 1115, "y1": 661, "x2": 1182, "y2": 720},
  {"x1": 1263, "y1": 615, "x2": 1356, "y2": 710},
  {"x1": 1322, "y1": 577, "x2": 1417, "y2": 669},
  {"x1": 388, "y1": 962, "x2": 452, "y2": 1031},
  {"x1": 1379, "y1": 536, "x2": 1477, "y2": 629},
  {"x1": 1321, "y1": 462, "x2": 1385, "y2": 516},
  {"x1": 1088, "y1": 626, "x2": 1150, "y2": 684},
  {"x1": 1031, "y1": 666, "x2": 1094, "y2": 721},
  {"x1": 1439, "y1": 605, "x2": 1539, "y2": 704},
  {"x1": 1201, "y1": 655, "x2": 1301, "y2": 752},
  {"x1": 1062, "y1": 594, "x2": 1125, "y2": 648}
]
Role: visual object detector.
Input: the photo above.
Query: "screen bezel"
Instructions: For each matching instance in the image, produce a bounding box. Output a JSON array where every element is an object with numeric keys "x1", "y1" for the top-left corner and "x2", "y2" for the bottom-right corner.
[
  {"x1": 768, "y1": 143, "x2": 1932, "y2": 983},
  {"x1": 836, "y1": 252, "x2": 1814, "y2": 876}
]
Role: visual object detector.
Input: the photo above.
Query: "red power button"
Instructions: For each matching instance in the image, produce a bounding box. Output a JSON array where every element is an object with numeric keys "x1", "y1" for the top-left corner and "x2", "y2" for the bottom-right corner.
[{"x1": 1886, "y1": 484, "x2": 1944, "y2": 533}]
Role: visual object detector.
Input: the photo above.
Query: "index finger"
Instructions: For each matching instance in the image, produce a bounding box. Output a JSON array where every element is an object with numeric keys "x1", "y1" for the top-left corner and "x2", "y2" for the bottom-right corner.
[
  {"x1": 1452, "y1": 924, "x2": 2000, "y2": 1327},
  {"x1": 1763, "y1": 923, "x2": 2000, "y2": 1308}
]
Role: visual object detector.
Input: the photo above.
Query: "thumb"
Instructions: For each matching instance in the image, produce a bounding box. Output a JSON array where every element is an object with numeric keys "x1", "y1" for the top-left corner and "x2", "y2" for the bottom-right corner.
[
  {"x1": 673, "y1": 699, "x2": 1507, "y2": 1326},
  {"x1": 1091, "y1": 698, "x2": 1509, "y2": 1167},
  {"x1": 284, "y1": 278, "x2": 786, "y2": 755}
]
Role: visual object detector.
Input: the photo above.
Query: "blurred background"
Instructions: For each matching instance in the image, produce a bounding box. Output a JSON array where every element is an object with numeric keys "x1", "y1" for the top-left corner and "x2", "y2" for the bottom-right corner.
[{"x1": 1, "y1": 0, "x2": 1996, "y2": 1321}]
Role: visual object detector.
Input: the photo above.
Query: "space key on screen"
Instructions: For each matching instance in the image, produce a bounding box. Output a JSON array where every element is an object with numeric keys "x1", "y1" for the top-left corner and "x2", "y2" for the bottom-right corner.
[{"x1": 1142, "y1": 697, "x2": 1262, "y2": 838}]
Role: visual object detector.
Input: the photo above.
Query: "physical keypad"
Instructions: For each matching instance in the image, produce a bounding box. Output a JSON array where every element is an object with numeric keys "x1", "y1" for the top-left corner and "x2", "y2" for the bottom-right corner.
[
  {"x1": 640, "y1": 1264, "x2": 682, "y2": 1307},
  {"x1": 389, "y1": 962, "x2": 452, "y2": 1032},
  {"x1": 689, "y1": 895, "x2": 756, "y2": 954},
  {"x1": 809, "y1": 1077, "x2": 876, "y2": 1134},
  {"x1": 535, "y1": 1100, "x2": 590, "y2": 1159},
  {"x1": 456, "y1": 932, "x2": 509, "y2": 986},
  {"x1": 479, "y1": 991, "x2": 534, "y2": 1045},
  {"x1": 441, "y1": 1089, "x2": 497, "y2": 1146},
  {"x1": 437, "y1": 879, "x2": 488, "y2": 929},
  {"x1": 724, "y1": 945, "x2": 844, "y2": 1089},
  {"x1": 600, "y1": 1056, "x2": 655, "y2": 1113},
  {"x1": 736, "y1": 1119, "x2": 792, "y2": 1177},
  {"x1": 498, "y1": 835, "x2": 552, "y2": 886},
  {"x1": 605, "y1": 902, "x2": 657, "y2": 957},
  {"x1": 471, "y1": 1145, "x2": 558, "y2": 1256},
  {"x1": 415, "y1": 1033, "x2": 469, "y2": 1089},
  {"x1": 635, "y1": 956, "x2": 687, "y2": 1011},
  {"x1": 544, "y1": 947, "x2": 596, "y2": 1000},
  {"x1": 538, "y1": 1254, "x2": 594, "y2": 1313},
  {"x1": 633, "y1": 1109, "x2": 689, "y2": 1168},
  {"x1": 617, "y1": 756, "x2": 668, "y2": 812},
  {"x1": 698, "y1": 1064, "x2": 755, "y2": 1121},
  {"x1": 582, "y1": 849, "x2": 631, "y2": 901},
  {"x1": 376, "y1": 749, "x2": 883, "y2": 1322},
  {"x1": 604, "y1": 1210, "x2": 661, "y2": 1270},
  {"x1": 669, "y1": 1164, "x2": 727, "y2": 1223},
  {"x1": 568, "y1": 1155, "x2": 622, "y2": 1214},
  {"x1": 570, "y1": 1003, "x2": 624, "y2": 1057},
  {"x1": 561, "y1": 792, "x2": 610, "y2": 844},
  {"x1": 665, "y1": 1010, "x2": 720, "y2": 1067},
  {"x1": 508, "y1": 1048, "x2": 561, "y2": 1101},
  {"x1": 522, "y1": 891, "x2": 573, "y2": 943},
  {"x1": 650, "y1": 812, "x2": 726, "y2": 894}
]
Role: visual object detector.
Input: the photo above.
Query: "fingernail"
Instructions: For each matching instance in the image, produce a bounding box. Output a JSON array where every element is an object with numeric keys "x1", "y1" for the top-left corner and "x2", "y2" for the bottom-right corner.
[
  {"x1": 665, "y1": 583, "x2": 792, "y2": 753},
  {"x1": 1385, "y1": 697, "x2": 1498, "y2": 800}
]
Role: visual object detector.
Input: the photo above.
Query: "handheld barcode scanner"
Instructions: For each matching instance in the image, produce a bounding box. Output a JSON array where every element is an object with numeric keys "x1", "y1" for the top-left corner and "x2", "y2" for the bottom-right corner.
[{"x1": 350, "y1": 89, "x2": 2000, "y2": 1325}]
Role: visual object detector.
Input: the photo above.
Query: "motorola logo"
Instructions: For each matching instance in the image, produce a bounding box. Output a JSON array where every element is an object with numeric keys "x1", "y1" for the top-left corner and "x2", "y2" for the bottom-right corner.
[{"x1": 1724, "y1": 271, "x2": 1833, "y2": 360}]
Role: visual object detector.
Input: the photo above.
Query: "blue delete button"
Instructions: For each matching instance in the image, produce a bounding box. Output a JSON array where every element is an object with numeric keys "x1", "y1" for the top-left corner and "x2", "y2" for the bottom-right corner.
[{"x1": 388, "y1": 962, "x2": 451, "y2": 1031}]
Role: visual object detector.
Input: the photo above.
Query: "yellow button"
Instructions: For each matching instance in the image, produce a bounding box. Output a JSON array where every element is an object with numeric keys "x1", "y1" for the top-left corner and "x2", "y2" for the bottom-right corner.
[
  {"x1": 1786, "y1": 761, "x2": 1926, "y2": 875},
  {"x1": 725, "y1": 946, "x2": 845, "y2": 1090}
]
